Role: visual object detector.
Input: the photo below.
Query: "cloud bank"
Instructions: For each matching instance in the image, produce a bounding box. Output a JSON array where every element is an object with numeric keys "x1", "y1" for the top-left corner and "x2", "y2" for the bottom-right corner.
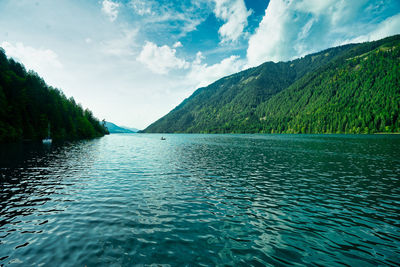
[{"x1": 246, "y1": 0, "x2": 400, "y2": 67}]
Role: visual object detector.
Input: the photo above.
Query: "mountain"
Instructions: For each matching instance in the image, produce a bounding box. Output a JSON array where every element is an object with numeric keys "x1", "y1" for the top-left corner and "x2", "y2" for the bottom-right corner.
[
  {"x1": 121, "y1": 126, "x2": 139, "y2": 133},
  {"x1": 104, "y1": 122, "x2": 135, "y2": 133},
  {"x1": 143, "y1": 35, "x2": 400, "y2": 134},
  {"x1": 0, "y1": 48, "x2": 108, "y2": 143}
]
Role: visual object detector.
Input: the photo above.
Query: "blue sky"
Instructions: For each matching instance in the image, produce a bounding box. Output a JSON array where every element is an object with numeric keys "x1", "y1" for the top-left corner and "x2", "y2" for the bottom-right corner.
[{"x1": 0, "y1": 0, "x2": 399, "y2": 129}]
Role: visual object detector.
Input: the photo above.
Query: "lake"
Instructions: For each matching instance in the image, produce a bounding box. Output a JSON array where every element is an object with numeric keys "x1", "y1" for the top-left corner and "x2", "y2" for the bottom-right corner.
[{"x1": 0, "y1": 134, "x2": 399, "y2": 266}]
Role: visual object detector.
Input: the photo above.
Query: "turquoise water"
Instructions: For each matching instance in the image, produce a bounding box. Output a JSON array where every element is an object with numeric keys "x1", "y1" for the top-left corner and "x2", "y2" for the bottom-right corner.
[{"x1": 0, "y1": 134, "x2": 399, "y2": 266}]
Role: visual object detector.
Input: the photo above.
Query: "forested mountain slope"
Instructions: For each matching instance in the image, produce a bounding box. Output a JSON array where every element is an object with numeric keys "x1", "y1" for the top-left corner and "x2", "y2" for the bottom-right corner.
[
  {"x1": 0, "y1": 48, "x2": 108, "y2": 142},
  {"x1": 143, "y1": 35, "x2": 400, "y2": 134},
  {"x1": 255, "y1": 39, "x2": 400, "y2": 134}
]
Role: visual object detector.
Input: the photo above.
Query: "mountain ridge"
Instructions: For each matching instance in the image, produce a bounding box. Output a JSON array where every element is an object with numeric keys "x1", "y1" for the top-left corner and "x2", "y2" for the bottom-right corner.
[
  {"x1": 142, "y1": 35, "x2": 400, "y2": 134},
  {"x1": 105, "y1": 122, "x2": 136, "y2": 133}
]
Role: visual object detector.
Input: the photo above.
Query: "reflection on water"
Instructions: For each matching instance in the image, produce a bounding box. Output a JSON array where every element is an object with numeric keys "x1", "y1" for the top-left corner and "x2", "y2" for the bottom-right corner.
[{"x1": 0, "y1": 134, "x2": 399, "y2": 266}]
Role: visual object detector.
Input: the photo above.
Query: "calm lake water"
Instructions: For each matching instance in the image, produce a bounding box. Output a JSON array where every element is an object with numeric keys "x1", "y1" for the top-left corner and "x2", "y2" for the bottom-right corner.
[{"x1": 0, "y1": 134, "x2": 399, "y2": 266}]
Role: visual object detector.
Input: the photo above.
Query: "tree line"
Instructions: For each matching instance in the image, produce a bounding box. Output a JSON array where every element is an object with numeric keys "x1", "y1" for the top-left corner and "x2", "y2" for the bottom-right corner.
[{"x1": 0, "y1": 48, "x2": 108, "y2": 143}]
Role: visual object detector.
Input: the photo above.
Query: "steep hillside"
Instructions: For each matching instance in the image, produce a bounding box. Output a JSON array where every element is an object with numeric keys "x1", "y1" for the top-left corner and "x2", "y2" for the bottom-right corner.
[
  {"x1": 143, "y1": 35, "x2": 400, "y2": 134},
  {"x1": 255, "y1": 38, "x2": 400, "y2": 134},
  {"x1": 0, "y1": 48, "x2": 109, "y2": 142}
]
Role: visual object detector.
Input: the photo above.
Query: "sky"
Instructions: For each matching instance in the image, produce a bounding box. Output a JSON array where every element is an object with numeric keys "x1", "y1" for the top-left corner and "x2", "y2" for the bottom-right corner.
[{"x1": 0, "y1": 0, "x2": 399, "y2": 129}]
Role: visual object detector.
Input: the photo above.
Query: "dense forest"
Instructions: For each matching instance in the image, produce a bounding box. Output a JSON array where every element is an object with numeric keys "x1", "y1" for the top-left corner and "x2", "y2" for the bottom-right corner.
[
  {"x1": 143, "y1": 35, "x2": 400, "y2": 134},
  {"x1": 0, "y1": 48, "x2": 108, "y2": 143}
]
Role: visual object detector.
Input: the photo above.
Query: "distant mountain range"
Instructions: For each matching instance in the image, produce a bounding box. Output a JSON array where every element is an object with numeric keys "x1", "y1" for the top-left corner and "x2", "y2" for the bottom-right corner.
[
  {"x1": 121, "y1": 126, "x2": 139, "y2": 132},
  {"x1": 105, "y1": 122, "x2": 137, "y2": 133},
  {"x1": 142, "y1": 35, "x2": 400, "y2": 134}
]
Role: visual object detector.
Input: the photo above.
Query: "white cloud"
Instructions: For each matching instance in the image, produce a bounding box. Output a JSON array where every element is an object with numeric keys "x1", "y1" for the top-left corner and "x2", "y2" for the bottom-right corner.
[
  {"x1": 102, "y1": 0, "x2": 120, "y2": 22},
  {"x1": 173, "y1": 41, "x2": 183, "y2": 48},
  {"x1": 177, "y1": 18, "x2": 204, "y2": 38},
  {"x1": 129, "y1": 0, "x2": 153, "y2": 16},
  {"x1": 137, "y1": 41, "x2": 189, "y2": 74},
  {"x1": 193, "y1": 51, "x2": 204, "y2": 65},
  {"x1": 187, "y1": 52, "x2": 244, "y2": 88},
  {"x1": 345, "y1": 13, "x2": 400, "y2": 43},
  {"x1": 246, "y1": 0, "x2": 292, "y2": 66},
  {"x1": 1, "y1": 41, "x2": 63, "y2": 72},
  {"x1": 368, "y1": 13, "x2": 400, "y2": 40},
  {"x1": 297, "y1": 18, "x2": 315, "y2": 40},
  {"x1": 213, "y1": 0, "x2": 252, "y2": 42}
]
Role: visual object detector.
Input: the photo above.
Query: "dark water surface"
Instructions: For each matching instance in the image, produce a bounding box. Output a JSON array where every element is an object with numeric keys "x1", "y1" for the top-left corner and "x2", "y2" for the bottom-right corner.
[{"x1": 0, "y1": 134, "x2": 399, "y2": 266}]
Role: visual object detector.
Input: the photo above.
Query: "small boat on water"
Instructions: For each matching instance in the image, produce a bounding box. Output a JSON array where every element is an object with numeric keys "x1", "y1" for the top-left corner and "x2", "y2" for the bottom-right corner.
[
  {"x1": 161, "y1": 137, "x2": 166, "y2": 140},
  {"x1": 42, "y1": 123, "x2": 52, "y2": 144},
  {"x1": 42, "y1": 138, "x2": 52, "y2": 144}
]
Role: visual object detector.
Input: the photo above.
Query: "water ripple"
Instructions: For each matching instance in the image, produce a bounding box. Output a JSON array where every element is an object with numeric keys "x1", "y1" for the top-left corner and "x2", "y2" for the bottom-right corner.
[{"x1": 0, "y1": 134, "x2": 399, "y2": 266}]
